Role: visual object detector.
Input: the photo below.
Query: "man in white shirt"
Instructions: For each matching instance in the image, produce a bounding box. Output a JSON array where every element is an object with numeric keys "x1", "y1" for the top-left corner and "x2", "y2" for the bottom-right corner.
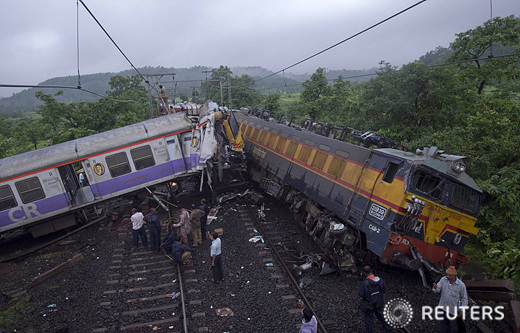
[
  {"x1": 433, "y1": 265, "x2": 468, "y2": 333},
  {"x1": 209, "y1": 231, "x2": 223, "y2": 283},
  {"x1": 131, "y1": 208, "x2": 148, "y2": 250}
]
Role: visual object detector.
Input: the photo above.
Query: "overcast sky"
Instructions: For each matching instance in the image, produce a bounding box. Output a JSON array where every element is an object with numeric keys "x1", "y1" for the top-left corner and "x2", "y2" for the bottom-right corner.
[{"x1": 0, "y1": 0, "x2": 518, "y2": 98}]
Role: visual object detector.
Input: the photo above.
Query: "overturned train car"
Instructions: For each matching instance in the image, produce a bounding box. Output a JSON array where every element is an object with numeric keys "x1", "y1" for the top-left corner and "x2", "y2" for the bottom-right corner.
[
  {"x1": 0, "y1": 103, "x2": 243, "y2": 238},
  {"x1": 236, "y1": 112, "x2": 482, "y2": 280}
]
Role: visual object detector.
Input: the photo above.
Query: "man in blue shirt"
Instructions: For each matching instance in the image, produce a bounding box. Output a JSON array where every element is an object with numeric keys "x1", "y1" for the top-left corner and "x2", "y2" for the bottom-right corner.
[
  {"x1": 209, "y1": 231, "x2": 224, "y2": 283},
  {"x1": 171, "y1": 235, "x2": 195, "y2": 265},
  {"x1": 145, "y1": 208, "x2": 161, "y2": 252}
]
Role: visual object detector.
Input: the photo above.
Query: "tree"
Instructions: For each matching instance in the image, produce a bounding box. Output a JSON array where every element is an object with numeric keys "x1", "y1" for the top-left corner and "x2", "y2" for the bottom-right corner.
[
  {"x1": 200, "y1": 66, "x2": 233, "y2": 105},
  {"x1": 262, "y1": 93, "x2": 281, "y2": 113},
  {"x1": 300, "y1": 67, "x2": 331, "y2": 120},
  {"x1": 230, "y1": 75, "x2": 261, "y2": 108},
  {"x1": 448, "y1": 16, "x2": 520, "y2": 94}
]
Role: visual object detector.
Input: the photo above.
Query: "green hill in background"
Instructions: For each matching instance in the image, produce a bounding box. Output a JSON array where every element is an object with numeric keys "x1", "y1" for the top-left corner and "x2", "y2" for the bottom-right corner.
[{"x1": 0, "y1": 65, "x2": 377, "y2": 118}]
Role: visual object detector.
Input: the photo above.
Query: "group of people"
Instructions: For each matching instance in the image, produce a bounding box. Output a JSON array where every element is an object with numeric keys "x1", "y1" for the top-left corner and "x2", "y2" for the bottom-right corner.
[
  {"x1": 356, "y1": 265, "x2": 468, "y2": 333},
  {"x1": 129, "y1": 199, "x2": 224, "y2": 283},
  {"x1": 298, "y1": 264, "x2": 468, "y2": 333}
]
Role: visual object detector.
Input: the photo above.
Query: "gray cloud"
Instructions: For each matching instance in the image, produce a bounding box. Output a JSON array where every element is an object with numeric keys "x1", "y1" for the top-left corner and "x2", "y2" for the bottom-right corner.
[{"x1": 1, "y1": 0, "x2": 517, "y2": 97}]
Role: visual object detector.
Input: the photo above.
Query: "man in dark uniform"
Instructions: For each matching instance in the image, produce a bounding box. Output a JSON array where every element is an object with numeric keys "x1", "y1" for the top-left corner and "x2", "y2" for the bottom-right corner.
[
  {"x1": 198, "y1": 198, "x2": 209, "y2": 240},
  {"x1": 359, "y1": 265, "x2": 392, "y2": 333}
]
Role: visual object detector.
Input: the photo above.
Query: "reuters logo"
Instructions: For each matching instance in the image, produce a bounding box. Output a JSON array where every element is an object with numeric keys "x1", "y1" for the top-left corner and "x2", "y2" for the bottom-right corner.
[{"x1": 384, "y1": 298, "x2": 413, "y2": 328}]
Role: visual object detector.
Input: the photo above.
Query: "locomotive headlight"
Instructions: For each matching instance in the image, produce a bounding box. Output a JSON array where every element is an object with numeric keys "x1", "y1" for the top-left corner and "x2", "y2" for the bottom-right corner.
[{"x1": 451, "y1": 161, "x2": 466, "y2": 173}]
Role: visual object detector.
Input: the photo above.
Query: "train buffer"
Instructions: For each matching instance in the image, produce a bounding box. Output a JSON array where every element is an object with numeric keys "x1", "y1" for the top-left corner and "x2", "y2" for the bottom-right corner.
[{"x1": 464, "y1": 279, "x2": 520, "y2": 332}]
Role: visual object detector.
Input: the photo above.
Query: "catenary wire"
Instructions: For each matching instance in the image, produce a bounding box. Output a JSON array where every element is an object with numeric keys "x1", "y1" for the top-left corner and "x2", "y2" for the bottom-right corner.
[
  {"x1": 250, "y1": 53, "x2": 520, "y2": 93},
  {"x1": 76, "y1": 0, "x2": 81, "y2": 88},
  {"x1": 77, "y1": 0, "x2": 154, "y2": 91},
  {"x1": 252, "y1": 0, "x2": 427, "y2": 85},
  {"x1": 0, "y1": 84, "x2": 144, "y2": 104}
]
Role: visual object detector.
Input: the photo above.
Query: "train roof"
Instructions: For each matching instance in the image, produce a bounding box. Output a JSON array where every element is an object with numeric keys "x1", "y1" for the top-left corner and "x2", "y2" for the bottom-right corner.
[
  {"x1": 373, "y1": 147, "x2": 482, "y2": 193},
  {"x1": 0, "y1": 113, "x2": 194, "y2": 181},
  {"x1": 237, "y1": 113, "x2": 482, "y2": 194}
]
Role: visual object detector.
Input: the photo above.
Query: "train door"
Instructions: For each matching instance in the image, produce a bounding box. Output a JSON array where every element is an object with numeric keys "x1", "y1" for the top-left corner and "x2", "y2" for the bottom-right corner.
[
  {"x1": 57, "y1": 164, "x2": 78, "y2": 203},
  {"x1": 359, "y1": 153, "x2": 403, "y2": 256},
  {"x1": 165, "y1": 135, "x2": 187, "y2": 174},
  {"x1": 58, "y1": 162, "x2": 96, "y2": 207}
]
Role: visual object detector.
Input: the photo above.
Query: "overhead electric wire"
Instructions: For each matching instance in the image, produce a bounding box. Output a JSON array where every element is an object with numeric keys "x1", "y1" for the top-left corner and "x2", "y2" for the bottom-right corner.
[
  {"x1": 252, "y1": 0, "x2": 427, "y2": 85},
  {"x1": 76, "y1": 0, "x2": 81, "y2": 88},
  {"x1": 77, "y1": 0, "x2": 152, "y2": 88},
  {"x1": 0, "y1": 84, "x2": 143, "y2": 103},
  {"x1": 252, "y1": 52, "x2": 520, "y2": 93}
]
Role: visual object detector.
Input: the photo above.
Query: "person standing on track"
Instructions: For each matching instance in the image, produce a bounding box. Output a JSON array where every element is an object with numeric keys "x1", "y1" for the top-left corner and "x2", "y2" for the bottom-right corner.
[
  {"x1": 208, "y1": 231, "x2": 224, "y2": 283},
  {"x1": 131, "y1": 208, "x2": 148, "y2": 250},
  {"x1": 145, "y1": 208, "x2": 161, "y2": 252},
  {"x1": 173, "y1": 208, "x2": 191, "y2": 247},
  {"x1": 198, "y1": 198, "x2": 209, "y2": 241},
  {"x1": 298, "y1": 300, "x2": 317, "y2": 333},
  {"x1": 433, "y1": 265, "x2": 468, "y2": 333},
  {"x1": 358, "y1": 265, "x2": 392, "y2": 333},
  {"x1": 189, "y1": 207, "x2": 204, "y2": 247}
]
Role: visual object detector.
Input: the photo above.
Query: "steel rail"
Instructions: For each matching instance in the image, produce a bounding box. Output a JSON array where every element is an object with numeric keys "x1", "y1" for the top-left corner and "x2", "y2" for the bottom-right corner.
[
  {"x1": 244, "y1": 201, "x2": 328, "y2": 333},
  {"x1": 1, "y1": 215, "x2": 106, "y2": 263},
  {"x1": 176, "y1": 262, "x2": 189, "y2": 333}
]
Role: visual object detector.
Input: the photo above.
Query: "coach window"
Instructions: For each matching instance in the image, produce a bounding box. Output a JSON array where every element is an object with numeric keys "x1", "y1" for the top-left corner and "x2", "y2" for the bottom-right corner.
[
  {"x1": 15, "y1": 177, "x2": 45, "y2": 204},
  {"x1": 0, "y1": 185, "x2": 17, "y2": 211},
  {"x1": 106, "y1": 152, "x2": 131, "y2": 178},
  {"x1": 131, "y1": 145, "x2": 155, "y2": 170},
  {"x1": 304, "y1": 139, "x2": 315, "y2": 147},
  {"x1": 382, "y1": 162, "x2": 399, "y2": 183},
  {"x1": 335, "y1": 149, "x2": 350, "y2": 159},
  {"x1": 318, "y1": 144, "x2": 331, "y2": 152}
]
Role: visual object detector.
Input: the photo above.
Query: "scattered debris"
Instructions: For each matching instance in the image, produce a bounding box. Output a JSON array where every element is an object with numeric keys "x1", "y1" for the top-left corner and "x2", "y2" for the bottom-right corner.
[
  {"x1": 25, "y1": 253, "x2": 85, "y2": 290},
  {"x1": 216, "y1": 307, "x2": 234, "y2": 317},
  {"x1": 248, "y1": 235, "x2": 264, "y2": 243}
]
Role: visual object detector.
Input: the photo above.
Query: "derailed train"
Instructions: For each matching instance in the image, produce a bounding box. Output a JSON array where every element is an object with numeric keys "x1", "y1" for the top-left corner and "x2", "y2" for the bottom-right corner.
[
  {"x1": 0, "y1": 102, "x2": 244, "y2": 238},
  {"x1": 236, "y1": 111, "x2": 482, "y2": 283}
]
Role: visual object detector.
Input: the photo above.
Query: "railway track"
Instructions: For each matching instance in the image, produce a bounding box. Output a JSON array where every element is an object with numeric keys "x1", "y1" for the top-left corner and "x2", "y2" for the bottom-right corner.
[{"x1": 92, "y1": 225, "x2": 197, "y2": 332}]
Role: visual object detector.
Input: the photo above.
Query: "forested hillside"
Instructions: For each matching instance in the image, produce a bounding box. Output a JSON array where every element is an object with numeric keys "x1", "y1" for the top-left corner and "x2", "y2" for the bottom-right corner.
[{"x1": 0, "y1": 65, "x2": 377, "y2": 119}]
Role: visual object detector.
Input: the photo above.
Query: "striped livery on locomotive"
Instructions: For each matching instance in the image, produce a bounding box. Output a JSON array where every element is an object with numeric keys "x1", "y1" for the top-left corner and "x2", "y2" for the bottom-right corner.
[{"x1": 236, "y1": 112, "x2": 482, "y2": 283}]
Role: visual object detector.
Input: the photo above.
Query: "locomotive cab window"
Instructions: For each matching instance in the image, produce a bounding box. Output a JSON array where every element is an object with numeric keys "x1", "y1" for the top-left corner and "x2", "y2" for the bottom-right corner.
[
  {"x1": 382, "y1": 162, "x2": 399, "y2": 183},
  {"x1": 452, "y1": 184, "x2": 480, "y2": 214},
  {"x1": 106, "y1": 152, "x2": 131, "y2": 178},
  {"x1": 15, "y1": 177, "x2": 45, "y2": 204},
  {"x1": 131, "y1": 145, "x2": 155, "y2": 170},
  {"x1": 411, "y1": 170, "x2": 444, "y2": 199},
  {"x1": 0, "y1": 185, "x2": 17, "y2": 211}
]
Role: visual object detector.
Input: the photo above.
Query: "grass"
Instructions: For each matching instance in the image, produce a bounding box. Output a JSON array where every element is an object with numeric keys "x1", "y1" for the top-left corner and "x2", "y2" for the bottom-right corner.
[{"x1": 0, "y1": 295, "x2": 33, "y2": 331}]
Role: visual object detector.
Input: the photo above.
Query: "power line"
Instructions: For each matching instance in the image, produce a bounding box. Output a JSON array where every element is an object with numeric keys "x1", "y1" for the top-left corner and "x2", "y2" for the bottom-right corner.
[
  {"x1": 253, "y1": 0, "x2": 427, "y2": 85},
  {"x1": 252, "y1": 53, "x2": 520, "y2": 93},
  {"x1": 0, "y1": 84, "x2": 144, "y2": 103},
  {"x1": 77, "y1": 0, "x2": 151, "y2": 88}
]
